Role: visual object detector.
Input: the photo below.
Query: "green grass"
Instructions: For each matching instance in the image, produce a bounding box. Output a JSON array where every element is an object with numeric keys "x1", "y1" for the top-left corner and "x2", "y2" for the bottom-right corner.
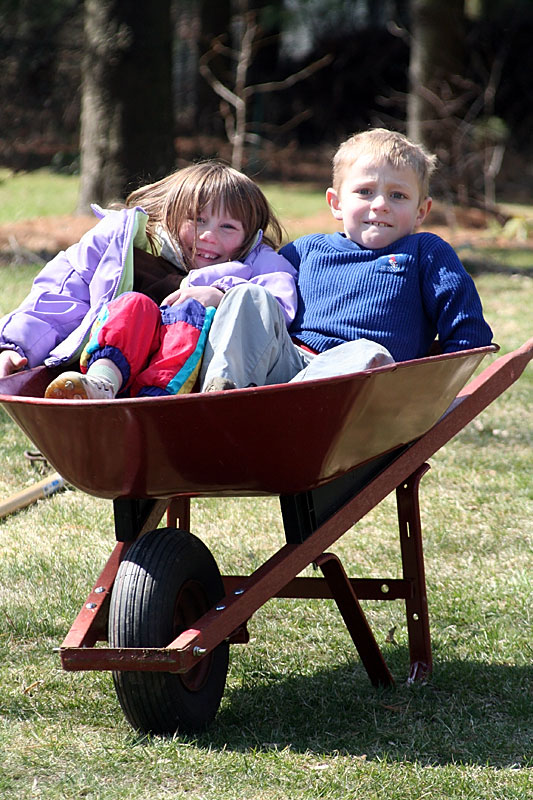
[
  {"x1": 0, "y1": 170, "x2": 332, "y2": 230},
  {"x1": 457, "y1": 245, "x2": 533, "y2": 272},
  {"x1": 262, "y1": 182, "x2": 331, "y2": 219},
  {"x1": 3, "y1": 168, "x2": 533, "y2": 255},
  {"x1": 0, "y1": 175, "x2": 532, "y2": 798},
  {"x1": 0, "y1": 169, "x2": 80, "y2": 223}
]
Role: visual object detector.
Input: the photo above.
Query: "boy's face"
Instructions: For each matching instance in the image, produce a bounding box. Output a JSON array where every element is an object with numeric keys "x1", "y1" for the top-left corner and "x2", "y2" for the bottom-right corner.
[{"x1": 326, "y1": 157, "x2": 432, "y2": 249}]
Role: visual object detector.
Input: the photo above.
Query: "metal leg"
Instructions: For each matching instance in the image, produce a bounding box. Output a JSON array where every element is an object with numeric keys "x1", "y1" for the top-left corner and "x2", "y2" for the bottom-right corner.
[
  {"x1": 62, "y1": 498, "x2": 173, "y2": 653},
  {"x1": 61, "y1": 540, "x2": 131, "y2": 648},
  {"x1": 396, "y1": 464, "x2": 433, "y2": 682},
  {"x1": 315, "y1": 553, "x2": 394, "y2": 687},
  {"x1": 167, "y1": 497, "x2": 191, "y2": 531}
]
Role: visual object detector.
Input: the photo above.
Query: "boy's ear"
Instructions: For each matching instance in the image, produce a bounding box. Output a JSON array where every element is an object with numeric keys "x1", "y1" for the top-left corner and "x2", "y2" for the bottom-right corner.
[
  {"x1": 326, "y1": 187, "x2": 344, "y2": 220},
  {"x1": 415, "y1": 196, "x2": 432, "y2": 228}
]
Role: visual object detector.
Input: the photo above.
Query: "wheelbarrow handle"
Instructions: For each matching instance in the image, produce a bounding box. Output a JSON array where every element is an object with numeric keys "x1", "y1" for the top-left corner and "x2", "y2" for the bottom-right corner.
[{"x1": 0, "y1": 472, "x2": 65, "y2": 519}]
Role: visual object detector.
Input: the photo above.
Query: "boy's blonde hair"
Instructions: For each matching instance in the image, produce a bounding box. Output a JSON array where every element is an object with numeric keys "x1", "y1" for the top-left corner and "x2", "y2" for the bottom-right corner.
[
  {"x1": 332, "y1": 128, "x2": 438, "y2": 199},
  {"x1": 126, "y1": 161, "x2": 284, "y2": 269}
]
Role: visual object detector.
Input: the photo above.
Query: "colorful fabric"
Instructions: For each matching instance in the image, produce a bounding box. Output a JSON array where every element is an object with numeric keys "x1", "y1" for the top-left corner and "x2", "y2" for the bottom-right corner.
[
  {"x1": 81, "y1": 292, "x2": 215, "y2": 397},
  {"x1": 0, "y1": 207, "x2": 296, "y2": 371}
]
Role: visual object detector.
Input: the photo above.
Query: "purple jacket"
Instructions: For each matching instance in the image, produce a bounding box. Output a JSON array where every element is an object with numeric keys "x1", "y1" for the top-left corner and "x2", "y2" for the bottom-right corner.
[
  {"x1": 0, "y1": 207, "x2": 144, "y2": 368},
  {"x1": 0, "y1": 207, "x2": 297, "y2": 369},
  {"x1": 184, "y1": 232, "x2": 297, "y2": 325}
]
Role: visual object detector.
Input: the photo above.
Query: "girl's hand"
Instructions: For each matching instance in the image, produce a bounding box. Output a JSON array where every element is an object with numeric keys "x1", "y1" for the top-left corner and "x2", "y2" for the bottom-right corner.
[
  {"x1": 0, "y1": 350, "x2": 28, "y2": 378},
  {"x1": 162, "y1": 286, "x2": 224, "y2": 308}
]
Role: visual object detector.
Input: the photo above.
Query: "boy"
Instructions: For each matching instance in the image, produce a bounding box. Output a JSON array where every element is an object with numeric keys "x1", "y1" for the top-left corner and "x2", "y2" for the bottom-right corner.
[{"x1": 199, "y1": 128, "x2": 493, "y2": 390}]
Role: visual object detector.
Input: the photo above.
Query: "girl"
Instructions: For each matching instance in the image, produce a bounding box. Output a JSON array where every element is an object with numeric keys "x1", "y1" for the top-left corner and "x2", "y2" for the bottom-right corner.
[{"x1": 0, "y1": 162, "x2": 297, "y2": 398}]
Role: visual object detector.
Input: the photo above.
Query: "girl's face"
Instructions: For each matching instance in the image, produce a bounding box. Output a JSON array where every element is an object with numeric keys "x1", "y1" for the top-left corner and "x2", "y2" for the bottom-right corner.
[{"x1": 179, "y1": 202, "x2": 246, "y2": 269}]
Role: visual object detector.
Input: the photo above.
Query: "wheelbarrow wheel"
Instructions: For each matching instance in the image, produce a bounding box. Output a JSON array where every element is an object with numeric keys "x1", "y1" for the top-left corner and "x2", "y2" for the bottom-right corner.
[{"x1": 108, "y1": 528, "x2": 229, "y2": 736}]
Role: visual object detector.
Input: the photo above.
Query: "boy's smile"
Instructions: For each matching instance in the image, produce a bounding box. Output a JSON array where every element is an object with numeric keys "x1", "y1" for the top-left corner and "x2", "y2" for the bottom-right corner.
[{"x1": 326, "y1": 157, "x2": 431, "y2": 249}]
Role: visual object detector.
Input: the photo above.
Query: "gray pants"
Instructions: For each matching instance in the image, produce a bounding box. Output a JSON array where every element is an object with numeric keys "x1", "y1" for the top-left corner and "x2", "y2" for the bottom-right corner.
[{"x1": 199, "y1": 284, "x2": 394, "y2": 389}]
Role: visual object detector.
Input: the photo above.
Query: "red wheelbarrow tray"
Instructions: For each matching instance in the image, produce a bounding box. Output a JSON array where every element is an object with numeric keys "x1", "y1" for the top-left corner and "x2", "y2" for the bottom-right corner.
[
  {"x1": 0, "y1": 344, "x2": 507, "y2": 498},
  {"x1": 0, "y1": 339, "x2": 532, "y2": 729}
]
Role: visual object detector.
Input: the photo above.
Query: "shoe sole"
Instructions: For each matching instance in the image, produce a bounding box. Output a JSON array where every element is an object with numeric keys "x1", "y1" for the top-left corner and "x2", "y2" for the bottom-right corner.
[
  {"x1": 204, "y1": 378, "x2": 237, "y2": 392},
  {"x1": 45, "y1": 375, "x2": 89, "y2": 400}
]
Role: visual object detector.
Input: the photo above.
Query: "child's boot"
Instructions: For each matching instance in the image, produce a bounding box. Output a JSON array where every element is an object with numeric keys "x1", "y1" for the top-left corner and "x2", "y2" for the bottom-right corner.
[{"x1": 44, "y1": 371, "x2": 117, "y2": 400}]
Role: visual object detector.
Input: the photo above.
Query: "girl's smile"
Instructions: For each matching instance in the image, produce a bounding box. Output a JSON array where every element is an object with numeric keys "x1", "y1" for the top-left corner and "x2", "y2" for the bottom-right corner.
[{"x1": 179, "y1": 202, "x2": 246, "y2": 269}]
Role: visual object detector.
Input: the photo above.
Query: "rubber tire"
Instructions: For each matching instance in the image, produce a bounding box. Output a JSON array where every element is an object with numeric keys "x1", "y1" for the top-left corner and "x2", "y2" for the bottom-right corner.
[{"x1": 108, "y1": 528, "x2": 229, "y2": 736}]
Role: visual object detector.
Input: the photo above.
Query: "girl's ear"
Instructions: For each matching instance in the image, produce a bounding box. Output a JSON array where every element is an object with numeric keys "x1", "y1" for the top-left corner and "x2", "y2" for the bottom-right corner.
[{"x1": 326, "y1": 187, "x2": 343, "y2": 220}]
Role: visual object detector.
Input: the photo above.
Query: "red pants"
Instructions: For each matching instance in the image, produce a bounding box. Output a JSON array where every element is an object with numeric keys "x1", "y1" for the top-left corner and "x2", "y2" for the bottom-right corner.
[{"x1": 81, "y1": 292, "x2": 215, "y2": 397}]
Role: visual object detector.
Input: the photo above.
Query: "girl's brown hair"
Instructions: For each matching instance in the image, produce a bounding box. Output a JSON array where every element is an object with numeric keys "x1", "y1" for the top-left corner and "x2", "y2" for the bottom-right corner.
[{"x1": 126, "y1": 161, "x2": 284, "y2": 269}]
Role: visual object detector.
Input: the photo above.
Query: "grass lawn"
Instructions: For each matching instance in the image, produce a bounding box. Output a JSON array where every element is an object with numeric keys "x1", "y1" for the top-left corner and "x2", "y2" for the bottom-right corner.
[
  {"x1": 0, "y1": 169, "x2": 80, "y2": 224},
  {"x1": 0, "y1": 171, "x2": 531, "y2": 799}
]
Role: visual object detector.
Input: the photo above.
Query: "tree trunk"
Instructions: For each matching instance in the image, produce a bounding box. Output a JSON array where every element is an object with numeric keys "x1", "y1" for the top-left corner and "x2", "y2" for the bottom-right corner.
[
  {"x1": 407, "y1": 0, "x2": 465, "y2": 147},
  {"x1": 77, "y1": 0, "x2": 175, "y2": 212},
  {"x1": 196, "y1": 0, "x2": 232, "y2": 134}
]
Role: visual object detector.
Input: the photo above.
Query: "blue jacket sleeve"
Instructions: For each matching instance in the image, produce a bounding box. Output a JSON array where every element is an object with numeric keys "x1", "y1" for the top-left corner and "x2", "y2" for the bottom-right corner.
[{"x1": 419, "y1": 236, "x2": 493, "y2": 352}]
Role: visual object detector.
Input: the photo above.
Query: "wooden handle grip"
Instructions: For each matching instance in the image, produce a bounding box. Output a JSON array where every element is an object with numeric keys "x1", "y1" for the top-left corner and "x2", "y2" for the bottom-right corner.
[{"x1": 0, "y1": 472, "x2": 65, "y2": 519}]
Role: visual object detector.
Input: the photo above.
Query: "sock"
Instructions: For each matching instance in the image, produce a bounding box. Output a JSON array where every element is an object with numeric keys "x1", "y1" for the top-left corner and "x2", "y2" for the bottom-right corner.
[{"x1": 86, "y1": 360, "x2": 122, "y2": 395}]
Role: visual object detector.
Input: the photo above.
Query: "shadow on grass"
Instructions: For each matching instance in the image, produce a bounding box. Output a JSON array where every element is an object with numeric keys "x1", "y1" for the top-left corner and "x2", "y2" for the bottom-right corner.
[
  {"x1": 194, "y1": 649, "x2": 531, "y2": 767},
  {"x1": 461, "y1": 252, "x2": 533, "y2": 277},
  {"x1": 1, "y1": 641, "x2": 529, "y2": 768}
]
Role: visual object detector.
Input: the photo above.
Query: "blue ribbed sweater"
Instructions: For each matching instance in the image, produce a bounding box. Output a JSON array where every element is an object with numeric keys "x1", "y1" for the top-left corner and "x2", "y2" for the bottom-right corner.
[{"x1": 280, "y1": 231, "x2": 493, "y2": 362}]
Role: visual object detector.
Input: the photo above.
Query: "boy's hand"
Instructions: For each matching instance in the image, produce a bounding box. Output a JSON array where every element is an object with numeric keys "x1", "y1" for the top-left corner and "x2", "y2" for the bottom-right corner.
[
  {"x1": 0, "y1": 350, "x2": 28, "y2": 378},
  {"x1": 161, "y1": 286, "x2": 224, "y2": 309}
]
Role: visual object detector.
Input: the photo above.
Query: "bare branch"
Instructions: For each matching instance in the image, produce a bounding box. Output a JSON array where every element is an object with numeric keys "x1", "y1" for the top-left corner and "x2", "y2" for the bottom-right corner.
[
  {"x1": 219, "y1": 101, "x2": 236, "y2": 142},
  {"x1": 248, "y1": 54, "x2": 333, "y2": 97},
  {"x1": 235, "y1": 14, "x2": 257, "y2": 99},
  {"x1": 210, "y1": 36, "x2": 235, "y2": 60},
  {"x1": 254, "y1": 109, "x2": 313, "y2": 136},
  {"x1": 199, "y1": 10, "x2": 333, "y2": 170},
  {"x1": 199, "y1": 60, "x2": 241, "y2": 108}
]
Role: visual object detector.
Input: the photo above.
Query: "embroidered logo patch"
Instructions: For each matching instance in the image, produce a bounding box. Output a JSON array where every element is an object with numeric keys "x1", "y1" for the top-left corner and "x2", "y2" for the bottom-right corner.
[{"x1": 375, "y1": 253, "x2": 410, "y2": 273}]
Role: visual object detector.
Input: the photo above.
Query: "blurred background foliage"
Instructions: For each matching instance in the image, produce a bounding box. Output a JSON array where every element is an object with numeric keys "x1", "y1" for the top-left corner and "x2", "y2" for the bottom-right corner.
[{"x1": 0, "y1": 0, "x2": 532, "y2": 209}]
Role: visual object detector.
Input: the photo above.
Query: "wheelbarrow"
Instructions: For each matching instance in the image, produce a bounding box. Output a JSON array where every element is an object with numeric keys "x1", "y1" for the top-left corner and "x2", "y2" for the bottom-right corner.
[{"x1": 0, "y1": 339, "x2": 531, "y2": 736}]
